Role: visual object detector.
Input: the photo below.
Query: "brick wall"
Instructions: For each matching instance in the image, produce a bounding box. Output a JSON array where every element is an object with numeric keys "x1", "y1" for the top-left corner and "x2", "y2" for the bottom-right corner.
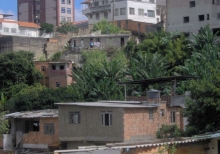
[
  {"x1": 0, "y1": 150, "x2": 14, "y2": 154},
  {"x1": 121, "y1": 141, "x2": 209, "y2": 154},
  {"x1": 123, "y1": 103, "x2": 182, "y2": 141},
  {"x1": 22, "y1": 117, "x2": 59, "y2": 146}
]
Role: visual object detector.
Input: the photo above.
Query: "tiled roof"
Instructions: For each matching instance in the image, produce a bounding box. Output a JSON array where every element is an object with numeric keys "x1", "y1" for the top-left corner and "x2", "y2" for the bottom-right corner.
[{"x1": 0, "y1": 19, "x2": 40, "y2": 28}]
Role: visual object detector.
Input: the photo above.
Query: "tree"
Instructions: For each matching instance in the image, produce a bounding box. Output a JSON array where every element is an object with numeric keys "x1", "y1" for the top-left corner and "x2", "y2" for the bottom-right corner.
[
  {"x1": 56, "y1": 21, "x2": 78, "y2": 34},
  {"x1": 0, "y1": 51, "x2": 42, "y2": 89},
  {"x1": 0, "y1": 93, "x2": 9, "y2": 138},
  {"x1": 92, "y1": 20, "x2": 127, "y2": 34},
  {"x1": 40, "y1": 23, "x2": 54, "y2": 33},
  {"x1": 156, "y1": 124, "x2": 183, "y2": 139}
]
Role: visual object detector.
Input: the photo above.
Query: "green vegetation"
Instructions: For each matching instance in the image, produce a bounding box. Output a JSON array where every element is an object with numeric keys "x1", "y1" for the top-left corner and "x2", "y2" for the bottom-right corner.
[
  {"x1": 50, "y1": 51, "x2": 63, "y2": 61},
  {"x1": 40, "y1": 23, "x2": 54, "y2": 33},
  {"x1": 1, "y1": 25, "x2": 220, "y2": 138},
  {"x1": 156, "y1": 124, "x2": 183, "y2": 139},
  {"x1": 92, "y1": 20, "x2": 128, "y2": 34},
  {"x1": 56, "y1": 21, "x2": 78, "y2": 34}
]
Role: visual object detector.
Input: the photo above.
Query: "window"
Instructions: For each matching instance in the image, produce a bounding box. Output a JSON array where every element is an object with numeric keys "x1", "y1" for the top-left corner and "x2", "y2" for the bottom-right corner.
[
  {"x1": 120, "y1": 8, "x2": 126, "y2": 15},
  {"x1": 4, "y1": 27, "x2": 9, "y2": 33},
  {"x1": 61, "y1": 0, "x2": 65, "y2": 4},
  {"x1": 115, "y1": 8, "x2": 118, "y2": 16},
  {"x1": 90, "y1": 14, "x2": 93, "y2": 19},
  {"x1": 11, "y1": 28, "x2": 16, "y2": 33},
  {"x1": 199, "y1": 15, "x2": 204, "y2": 21},
  {"x1": 36, "y1": 1, "x2": 40, "y2": 5},
  {"x1": 33, "y1": 121, "x2": 40, "y2": 131},
  {"x1": 129, "y1": 8, "x2": 135, "y2": 15},
  {"x1": 60, "y1": 65, "x2": 64, "y2": 70},
  {"x1": 67, "y1": 8, "x2": 71, "y2": 14},
  {"x1": 67, "y1": 17, "x2": 71, "y2": 22},
  {"x1": 160, "y1": 109, "x2": 165, "y2": 117},
  {"x1": 170, "y1": 111, "x2": 176, "y2": 123},
  {"x1": 147, "y1": 10, "x2": 155, "y2": 17},
  {"x1": 104, "y1": 12, "x2": 108, "y2": 19},
  {"x1": 96, "y1": 13, "x2": 100, "y2": 20},
  {"x1": 41, "y1": 66, "x2": 46, "y2": 72},
  {"x1": 61, "y1": 7, "x2": 65, "y2": 13},
  {"x1": 217, "y1": 13, "x2": 220, "y2": 19},
  {"x1": 102, "y1": 0, "x2": 105, "y2": 5},
  {"x1": 101, "y1": 111, "x2": 112, "y2": 126},
  {"x1": 67, "y1": 0, "x2": 71, "y2": 4},
  {"x1": 61, "y1": 16, "x2": 66, "y2": 22},
  {"x1": 149, "y1": 0, "x2": 155, "y2": 3},
  {"x1": 96, "y1": 38, "x2": 100, "y2": 42},
  {"x1": 0, "y1": 24, "x2": 2, "y2": 30},
  {"x1": 44, "y1": 123, "x2": 55, "y2": 135},
  {"x1": 56, "y1": 82, "x2": 60, "y2": 87},
  {"x1": 149, "y1": 109, "x2": 153, "y2": 120},
  {"x1": 213, "y1": 28, "x2": 220, "y2": 36},
  {"x1": 207, "y1": 14, "x2": 210, "y2": 20},
  {"x1": 189, "y1": 1, "x2": 195, "y2": 7},
  {"x1": 157, "y1": 18, "x2": 160, "y2": 23},
  {"x1": 183, "y1": 16, "x2": 189, "y2": 23},
  {"x1": 138, "y1": 9, "x2": 144, "y2": 16},
  {"x1": 94, "y1": 1, "x2": 99, "y2": 6},
  {"x1": 52, "y1": 65, "x2": 56, "y2": 70},
  {"x1": 69, "y1": 112, "x2": 80, "y2": 123}
]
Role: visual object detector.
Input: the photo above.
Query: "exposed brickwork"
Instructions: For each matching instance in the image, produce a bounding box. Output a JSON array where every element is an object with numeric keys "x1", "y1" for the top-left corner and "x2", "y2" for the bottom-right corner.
[
  {"x1": 0, "y1": 150, "x2": 14, "y2": 154},
  {"x1": 22, "y1": 117, "x2": 59, "y2": 146},
  {"x1": 123, "y1": 102, "x2": 182, "y2": 141}
]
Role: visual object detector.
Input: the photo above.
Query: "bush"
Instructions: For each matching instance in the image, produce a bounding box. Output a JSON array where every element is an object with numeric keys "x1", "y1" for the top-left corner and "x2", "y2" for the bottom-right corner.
[{"x1": 156, "y1": 124, "x2": 183, "y2": 139}]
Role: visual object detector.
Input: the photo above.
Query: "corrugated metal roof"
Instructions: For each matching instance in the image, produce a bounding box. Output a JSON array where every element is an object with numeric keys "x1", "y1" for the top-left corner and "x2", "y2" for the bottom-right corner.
[
  {"x1": 5, "y1": 109, "x2": 58, "y2": 119},
  {"x1": 55, "y1": 101, "x2": 160, "y2": 108}
]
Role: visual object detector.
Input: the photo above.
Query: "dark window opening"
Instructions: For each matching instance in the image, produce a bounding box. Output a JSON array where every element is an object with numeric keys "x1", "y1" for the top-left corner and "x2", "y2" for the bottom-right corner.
[
  {"x1": 213, "y1": 0, "x2": 215, "y2": 4},
  {"x1": 121, "y1": 38, "x2": 124, "y2": 47},
  {"x1": 60, "y1": 65, "x2": 64, "y2": 70},
  {"x1": 69, "y1": 112, "x2": 80, "y2": 123},
  {"x1": 160, "y1": 109, "x2": 165, "y2": 117},
  {"x1": 33, "y1": 121, "x2": 39, "y2": 131},
  {"x1": 199, "y1": 15, "x2": 205, "y2": 21},
  {"x1": 101, "y1": 112, "x2": 112, "y2": 126},
  {"x1": 217, "y1": 13, "x2": 220, "y2": 19},
  {"x1": 183, "y1": 16, "x2": 189, "y2": 23},
  {"x1": 170, "y1": 111, "x2": 176, "y2": 123},
  {"x1": 149, "y1": 109, "x2": 153, "y2": 120},
  {"x1": 52, "y1": 65, "x2": 56, "y2": 70},
  {"x1": 41, "y1": 66, "x2": 46, "y2": 72},
  {"x1": 207, "y1": 14, "x2": 210, "y2": 20},
  {"x1": 56, "y1": 82, "x2": 60, "y2": 87},
  {"x1": 183, "y1": 32, "x2": 190, "y2": 37},
  {"x1": 213, "y1": 28, "x2": 220, "y2": 36},
  {"x1": 189, "y1": 1, "x2": 195, "y2": 7},
  {"x1": 44, "y1": 123, "x2": 55, "y2": 135}
]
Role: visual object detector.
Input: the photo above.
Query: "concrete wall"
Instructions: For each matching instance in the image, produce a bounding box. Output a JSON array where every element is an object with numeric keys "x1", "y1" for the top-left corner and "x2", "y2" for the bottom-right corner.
[
  {"x1": 123, "y1": 103, "x2": 182, "y2": 141},
  {"x1": 166, "y1": 0, "x2": 220, "y2": 38},
  {"x1": 58, "y1": 105, "x2": 124, "y2": 148},
  {"x1": 208, "y1": 137, "x2": 220, "y2": 154}
]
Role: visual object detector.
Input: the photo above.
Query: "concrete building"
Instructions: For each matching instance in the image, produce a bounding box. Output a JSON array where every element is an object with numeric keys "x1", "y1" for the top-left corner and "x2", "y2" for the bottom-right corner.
[
  {"x1": 81, "y1": 0, "x2": 161, "y2": 25},
  {"x1": 34, "y1": 61, "x2": 73, "y2": 88},
  {"x1": 56, "y1": 91, "x2": 187, "y2": 149},
  {"x1": 0, "y1": 14, "x2": 40, "y2": 37},
  {"x1": 166, "y1": 0, "x2": 220, "y2": 38},
  {"x1": 17, "y1": 0, "x2": 75, "y2": 26},
  {"x1": 3, "y1": 110, "x2": 59, "y2": 153}
]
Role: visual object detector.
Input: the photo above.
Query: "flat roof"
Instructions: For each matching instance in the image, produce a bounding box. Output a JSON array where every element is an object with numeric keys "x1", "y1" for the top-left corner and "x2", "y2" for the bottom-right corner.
[
  {"x1": 5, "y1": 109, "x2": 58, "y2": 119},
  {"x1": 119, "y1": 76, "x2": 199, "y2": 85},
  {"x1": 55, "y1": 101, "x2": 159, "y2": 108},
  {"x1": 75, "y1": 33, "x2": 131, "y2": 38}
]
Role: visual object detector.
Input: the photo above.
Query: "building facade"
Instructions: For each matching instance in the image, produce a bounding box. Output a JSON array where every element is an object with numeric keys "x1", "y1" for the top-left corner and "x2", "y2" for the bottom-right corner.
[
  {"x1": 81, "y1": 0, "x2": 161, "y2": 25},
  {"x1": 34, "y1": 61, "x2": 73, "y2": 88},
  {"x1": 56, "y1": 91, "x2": 186, "y2": 149},
  {"x1": 166, "y1": 0, "x2": 220, "y2": 38},
  {"x1": 0, "y1": 14, "x2": 40, "y2": 37},
  {"x1": 17, "y1": 0, "x2": 75, "y2": 26}
]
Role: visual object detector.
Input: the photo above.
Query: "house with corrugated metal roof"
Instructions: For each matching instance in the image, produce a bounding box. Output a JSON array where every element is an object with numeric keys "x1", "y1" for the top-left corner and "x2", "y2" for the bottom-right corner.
[{"x1": 3, "y1": 109, "x2": 59, "y2": 153}]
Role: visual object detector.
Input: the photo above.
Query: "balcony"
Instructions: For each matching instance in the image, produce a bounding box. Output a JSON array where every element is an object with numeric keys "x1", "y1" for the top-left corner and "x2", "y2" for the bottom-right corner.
[{"x1": 82, "y1": 4, "x2": 111, "y2": 14}]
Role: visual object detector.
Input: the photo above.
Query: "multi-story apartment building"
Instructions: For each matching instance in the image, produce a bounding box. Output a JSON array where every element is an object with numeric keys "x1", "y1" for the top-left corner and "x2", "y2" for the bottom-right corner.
[
  {"x1": 17, "y1": 0, "x2": 75, "y2": 26},
  {"x1": 81, "y1": 0, "x2": 161, "y2": 25},
  {"x1": 166, "y1": 0, "x2": 220, "y2": 38}
]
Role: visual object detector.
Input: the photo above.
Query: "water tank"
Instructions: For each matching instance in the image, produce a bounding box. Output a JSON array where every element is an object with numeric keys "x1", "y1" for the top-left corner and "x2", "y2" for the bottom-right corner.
[{"x1": 147, "y1": 89, "x2": 161, "y2": 99}]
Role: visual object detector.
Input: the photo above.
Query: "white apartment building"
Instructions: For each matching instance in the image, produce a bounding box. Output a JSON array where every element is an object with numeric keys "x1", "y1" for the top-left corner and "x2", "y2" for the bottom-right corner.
[
  {"x1": 81, "y1": 0, "x2": 161, "y2": 25},
  {"x1": 0, "y1": 14, "x2": 40, "y2": 37},
  {"x1": 166, "y1": 0, "x2": 220, "y2": 37}
]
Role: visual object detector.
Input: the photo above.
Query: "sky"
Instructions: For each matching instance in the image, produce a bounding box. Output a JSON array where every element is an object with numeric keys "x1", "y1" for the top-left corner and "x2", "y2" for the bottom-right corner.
[{"x1": 0, "y1": 0, "x2": 87, "y2": 21}]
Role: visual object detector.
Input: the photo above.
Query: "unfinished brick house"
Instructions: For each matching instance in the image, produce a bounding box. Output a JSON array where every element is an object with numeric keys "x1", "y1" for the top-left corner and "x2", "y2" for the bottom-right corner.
[
  {"x1": 56, "y1": 76, "x2": 196, "y2": 149},
  {"x1": 34, "y1": 61, "x2": 73, "y2": 88},
  {"x1": 3, "y1": 110, "x2": 59, "y2": 153}
]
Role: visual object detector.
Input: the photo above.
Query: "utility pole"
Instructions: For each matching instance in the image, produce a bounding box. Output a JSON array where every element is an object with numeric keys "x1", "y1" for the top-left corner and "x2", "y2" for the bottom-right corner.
[{"x1": 112, "y1": 0, "x2": 115, "y2": 22}]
